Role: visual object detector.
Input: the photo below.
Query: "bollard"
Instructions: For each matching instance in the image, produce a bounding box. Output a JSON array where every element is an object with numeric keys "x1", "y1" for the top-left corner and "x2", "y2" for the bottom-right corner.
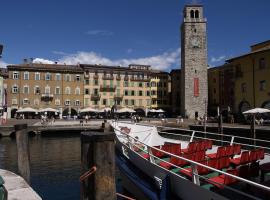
[
  {"x1": 81, "y1": 131, "x2": 116, "y2": 200},
  {"x1": 14, "y1": 124, "x2": 31, "y2": 184}
]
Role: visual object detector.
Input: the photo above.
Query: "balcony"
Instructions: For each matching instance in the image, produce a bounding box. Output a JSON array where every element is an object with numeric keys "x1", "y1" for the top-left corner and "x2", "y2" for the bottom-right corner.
[
  {"x1": 114, "y1": 94, "x2": 123, "y2": 100},
  {"x1": 124, "y1": 76, "x2": 129, "y2": 81},
  {"x1": 41, "y1": 93, "x2": 53, "y2": 101},
  {"x1": 100, "y1": 85, "x2": 116, "y2": 92},
  {"x1": 102, "y1": 75, "x2": 114, "y2": 80},
  {"x1": 93, "y1": 74, "x2": 99, "y2": 79},
  {"x1": 91, "y1": 93, "x2": 101, "y2": 101},
  {"x1": 130, "y1": 76, "x2": 151, "y2": 82},
  {"x1": 116, "y1": 75, "x2": 121, "y2": 80},
  {"x1": 84, "y1": 72, "x2": 89, "y2": 78}
]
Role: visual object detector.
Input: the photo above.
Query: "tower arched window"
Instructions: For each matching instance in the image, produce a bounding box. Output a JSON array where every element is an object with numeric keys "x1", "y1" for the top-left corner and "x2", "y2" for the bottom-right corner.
[
  {"x1": 190, "y1": 10, "x2": 194, "y2": 18},
  {"x1": 195, "y1": 10, "x2": 199, "y2": 18}
]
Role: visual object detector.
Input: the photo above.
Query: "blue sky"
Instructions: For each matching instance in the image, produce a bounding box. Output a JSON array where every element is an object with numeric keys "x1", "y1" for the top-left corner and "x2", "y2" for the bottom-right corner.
[{"x1": 0, "y1": 0, "x2": 270, "y2": 71}]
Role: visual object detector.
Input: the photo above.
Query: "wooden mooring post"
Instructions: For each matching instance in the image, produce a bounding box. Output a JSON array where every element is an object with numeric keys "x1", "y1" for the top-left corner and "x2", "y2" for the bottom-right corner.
[
  {"x1": 80, "y1": 128, "x2": 116, "y2": 200},
  {"x1": 14, "y1": 124, "x2": 31, "y2": 184}
]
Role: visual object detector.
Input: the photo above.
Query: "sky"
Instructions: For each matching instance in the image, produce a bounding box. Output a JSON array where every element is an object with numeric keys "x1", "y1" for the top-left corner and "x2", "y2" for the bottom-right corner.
[{"x1": 0, "y1": 0, "x2": 270, "y2": 71}]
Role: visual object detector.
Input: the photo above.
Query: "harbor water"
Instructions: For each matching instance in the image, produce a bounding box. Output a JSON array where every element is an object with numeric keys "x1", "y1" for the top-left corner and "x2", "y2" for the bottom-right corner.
[{"x1": 0, "y1": 133, "x2": 122, "y2": 200}]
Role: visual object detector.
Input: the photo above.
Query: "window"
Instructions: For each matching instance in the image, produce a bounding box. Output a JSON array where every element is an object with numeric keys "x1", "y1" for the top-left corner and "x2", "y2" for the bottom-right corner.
[
  {"x1": 55, "y1": 87, "x2": 61, "y2": 95},
  {"x1": 76, "y1": 75, "x2": 81, "y2": 81},
  {"x1": 34, "y1": 99, "x2": 39, "y2": 105},
  {"x1": 85, "y1": 89, "x2": 89, "y2": 95},
  {"x1": 139, "y1": 91, "x2": 143, "y2": 96},
  {"x1": 138, "y1": 82, "x2": 143, "y2": 87},
  {"x1": 124, "y1": 90, "x2": 128, "y2": 96},
  {"x1": 125, "y1": 99, "x2": 128, "y2": 106},
  {"x1": 260, "y1": 80, "x2": 266, "y2": 91},
  {"x1": 241, "y1": 83, "x2": 247, "y2": 93},
  {"x1": 13, "y1": 72, "x2": 19, "y2": 79},
  {"x1": 45, "y1": 73, "x2": 51, "y2": 80},
  {"x1": 75, "y1": 87, "x2": 80, "y2": 95},
  {"x1": 151, "y1": 90, "x2": 156, "y2": 95},
  {"x1": 65, "y1": 74, "x2": 71, "y2": 81},
  {"x1": 124, "y1": 81, "x2": 129, "y2": 87},
  {"x1": 85, "y1": 79, "x2": 89, "y2": 85},
  {"x1": 23, "y1": 98, "x2": 30, "y2": 105},
  {"x1": 35, "y1": 72, "x2": 40, "y2": 80},
  {"x1": 195, "y1": 10, "x2": 199, "y2": 18},
  {"x1": 94, "y1": 80, "x2": 98, "y2": 85},
  {"x1": 55, "y1": 73, "x2": 61, "y2": 81},
  {"x1": 146, "y1": 82, "x2": 150, "y2": 87},
  {"x1": 12, "y1": 85, "x2": 19, "y2": 93},
  {"x1": 131, "y1": 91, "x2": 135, "y2": 96},
  {"x1": 103, "y1": 99, "x2": 107, "y2": 105},
  {"x1": 259, "y1": 58, "x2": 266, "y2": 69},
  {"x1": 45, "y1": 86, "x2": 50, "y2": 94},
  {"x1": 94, "y1": 88, "x2": 98, "y2": 95},
  {"x1": 146, "y1": 91, "x2": 150, "y2": 96},
  {"x1": 93, "y1": 101, "x2": 98, "y2": 105},
  {"x1": 65, "y1": 87, "x2": 71, "y2": 95},
  {"x1": 55, "y1": 99, "x2": 60, "y2": 105},
  {"x1": 12, "y1": 98, "x2": 17, "y2": 105},
  {"x1": 131, "y1": 100, "x2": 135, "y2": 105},
  {"x1": 23, "y1": 85, "x2": 29, "y2": 94},
  {"x1": 190, "y1": 10, "x2": 194, "y2": 18},
  {"x1": 24, "y1": 72, "x2": 29, "y2": 80},
  {"x1": 34, "y1": 86, "x2": 40, "y2": 94},
  {"x1": 151, "y1": 82, "x2": 156, "y2": 87},
  {"x1": 65, "y1": 100, "x2": 70, "y2": 106},
  {"x1": 75, "y1": 100, "x2": 80, "y2": 106}
]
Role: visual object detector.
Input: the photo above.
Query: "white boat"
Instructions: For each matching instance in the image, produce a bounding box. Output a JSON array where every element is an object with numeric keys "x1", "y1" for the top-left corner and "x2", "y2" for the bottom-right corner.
[{"x1": 111, "y1": 121, "x2": 270, "y2": 200}]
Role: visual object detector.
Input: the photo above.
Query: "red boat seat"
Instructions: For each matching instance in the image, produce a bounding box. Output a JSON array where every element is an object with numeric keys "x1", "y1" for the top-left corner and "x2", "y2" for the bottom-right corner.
[
  {"x1": 179, "y1": 160, "x2": 209, "y2": 177},
  {"x1": 256, "y1": 148, "x2": 265, "y2": 160},
  {"x1": 207, "y1": 146, "x2": 226, "y2": 159},
  {"x1": 233, "y1": 144, "x2": 241, "y2": 155},
  {"x1": 249, "y1": 150, "x2": 257, "y2": 163},
  {"x1": 225, "y1": 145, "x2": 234, "y2": 157},
  {"x1": 182, "y1": 142, "x2": 197, "y2": 154},
  {"x1": 230, "y1": 151, "x2": 250, "y2": 166},
  {"x1": 169, "y1": 143, "x2": 181, "y2": 156},
  {"x1": 194, "y1": 151, "x2": 206, "y2": 162},
  {"x1": 207, "y1": 158, "x2": 219, "y2": 170},
  {"x1": 208, "y1": 169, "x2": 238, "y2": 189}
]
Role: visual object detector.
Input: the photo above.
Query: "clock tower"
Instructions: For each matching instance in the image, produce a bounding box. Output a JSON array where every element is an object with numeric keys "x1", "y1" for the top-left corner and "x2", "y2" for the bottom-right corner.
[{"x1": 181, "y1": 5, "x2": 208, "y2": 119}]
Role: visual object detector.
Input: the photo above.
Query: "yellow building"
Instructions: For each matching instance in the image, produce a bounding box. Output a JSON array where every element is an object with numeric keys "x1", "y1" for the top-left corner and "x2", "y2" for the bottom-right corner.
[{"x1": 208, "y1": 40, "x2": 270, "y2": 119}]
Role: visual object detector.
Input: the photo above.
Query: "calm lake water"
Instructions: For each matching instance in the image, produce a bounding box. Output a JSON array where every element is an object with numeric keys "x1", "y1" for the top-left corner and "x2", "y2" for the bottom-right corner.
[{"x1": 0, "y1": 134, "x2": 121, "y2": 200}]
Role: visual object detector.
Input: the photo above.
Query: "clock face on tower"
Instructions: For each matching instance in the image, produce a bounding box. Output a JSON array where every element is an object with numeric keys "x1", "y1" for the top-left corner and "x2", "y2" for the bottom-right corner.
[{"x1": 190, "y1": 36, "x2": 200, "y2": 48}]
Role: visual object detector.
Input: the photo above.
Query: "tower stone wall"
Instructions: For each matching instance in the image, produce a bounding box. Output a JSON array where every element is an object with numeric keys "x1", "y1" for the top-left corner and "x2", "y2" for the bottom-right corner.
[{"x1": 181, "y1": 5, "x2": 208, "y2": 119}]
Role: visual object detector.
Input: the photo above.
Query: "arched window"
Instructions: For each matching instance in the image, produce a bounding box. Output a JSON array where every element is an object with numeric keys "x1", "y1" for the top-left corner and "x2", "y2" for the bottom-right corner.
[
  {"x1": 190, "y1": 10, "x2": 194, "y2": 18},
  {"x1": 65, "y1": 87, "x2": 71, "y2": 95},
  {"x1": 195, "y1": 10, "x2": 199, "y2": 18},
  {"x1": 75, "y1": 87, "x2": 80, "y2": 95}
]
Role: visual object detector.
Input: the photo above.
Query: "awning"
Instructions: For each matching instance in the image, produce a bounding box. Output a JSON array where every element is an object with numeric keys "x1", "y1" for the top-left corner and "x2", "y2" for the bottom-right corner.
[
  {"x1": 80, "y1": 107, "x2": 99, "y2": 113},
  {"x1": 116, "y1": 108, "x2": 136, "y2": 113},
  {"x1": 16, "y1": 107, "x2": 38, "y2": 113},
  {"x1": 243, "y1": 108, "x2": 270, "y2": 114},
  {"x1": 39, "y1": 108, "x2": 60, "y2": 113}
]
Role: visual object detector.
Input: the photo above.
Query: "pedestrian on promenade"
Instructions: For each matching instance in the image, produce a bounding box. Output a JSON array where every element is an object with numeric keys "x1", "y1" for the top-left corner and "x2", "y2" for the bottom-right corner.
[{"x1": 85, "y1": 115, "x2": 88, "y2": 124}]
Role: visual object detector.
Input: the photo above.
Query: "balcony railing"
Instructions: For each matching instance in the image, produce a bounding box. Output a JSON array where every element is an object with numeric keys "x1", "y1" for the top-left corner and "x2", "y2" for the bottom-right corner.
[
  {"x1": 130, "y1": 77, "x2": 151, "y2": 82},
  {"x1": 114, "y1": 94, "x2": 123, "y2": 100},
  {"x1": 91, "y1": 93, "x2": 101, "y2": 101},
  {"x1": 93, "y1": 74, "x2": 99, "y2": 79},
  {"x1": 41, "y1": 93, "x2": 54, "y2": 98},
  {"x1": 102, "y1": 75, "x2": 114, "y2": 80},
  {"x1": 100, "y1": 85, "x2": 116, "y2": 92},
  {"x1": 41, "y1": 93, "x2": 53, "y2": 101}
]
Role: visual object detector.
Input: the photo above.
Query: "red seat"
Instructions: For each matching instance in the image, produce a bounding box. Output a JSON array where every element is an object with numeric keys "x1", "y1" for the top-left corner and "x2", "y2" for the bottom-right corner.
[
  {"x1": 178, "y1": 154, "x2": 194, "y2": 167},
  {"x1": 194, "y1": 151, "x2": 206, "y2": 162},
  {"x1": 169, "y1": 143, "x2": 181, "y2": 156},
  {"x1": 230, "y1": 151, "x2": 250, "y2": 166},
  {"x1": 159, "y1": 155, "x2": 181, "y2": 169},
  {"x1": 142, "y1": 153, "x2": 150, "y2": 159},
  {"x1": 249, "y1": 150, "x2": 257, "y2": 163},
  {"x1": 218, "y1": 157, "x2": 230, "y2": 170},
  {"x1": 207, "y1": 146, "x2": 226, "y2": 159},
  {"x1": 182, "y1": 142, "x2": 197, "y2": 154},
  {"x1": 196, "y1": 141, "x2": 205, "y2": 152},
  {"x1": 225, "y1": 145, "x2": 234, "y2": 157},
  {"x1": 208, "y1": 169, "x2": 238, "y2": 189},
  {"x1": 179, "y1": 160, "x2": 209, "y2": 177},
  {"x1": 205, "y1": 140, "x2": 213, "y2": 150},
  {"x1": 233, "y1": 144, "x2": 241, "y2": 155},
  {"x1": 207, "y1": 158, "x2": 219, "y2": 170},
  {"x1": 256, "y1": 148, "x2": 265, "y2": 160}
]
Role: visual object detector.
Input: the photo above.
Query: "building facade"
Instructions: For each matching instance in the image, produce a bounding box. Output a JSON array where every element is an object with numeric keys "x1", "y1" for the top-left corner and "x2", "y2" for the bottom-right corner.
[
  {"x1": 208, "y1": 40, "x2": 270, "y2": 120},
  {"x1": 6, "y1": 63, "x2": 84, "y2": 118},
  {"x1": 181, "y1": 5, "x2": 208, "y2": 119}
]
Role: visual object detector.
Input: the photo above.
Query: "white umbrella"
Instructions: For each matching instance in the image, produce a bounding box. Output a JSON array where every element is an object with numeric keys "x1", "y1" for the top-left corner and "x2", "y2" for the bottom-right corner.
[
  {"x1": 116, "y1": 108, "x2": 136, "y2": 113},
  {"x1": 17, "y1": 107, "x2": 38, "y2": 113},
  {"x1": 156, "y1": 109, "x2": 165, "y2": 113},
  {"x1": 80, "y1": 107, "x2": 99, "y2": 113},
  {"x1": 242, "y1": 107, "x2": 270, "y2": 147},
  {"x1": 243, "y1": 108, "x2": 270, "y2": 114},
  {"x1": 148, "y1": 109, "x2": 157, "y2": 113},
  {"x1": 40, "y1": 108, "x2": 59, "y2": 113},
  {"x1": 99, "y1": 107, "x2": 111, "y2": 112},
  {"x1": 0, "y1": 107, "x2": 3, "y2": 110}
]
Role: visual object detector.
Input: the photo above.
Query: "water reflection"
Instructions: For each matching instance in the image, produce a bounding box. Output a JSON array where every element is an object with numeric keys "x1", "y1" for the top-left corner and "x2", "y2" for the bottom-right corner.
[{"x1": 0, "y1": 135, "x2": 81, "y2": 200}]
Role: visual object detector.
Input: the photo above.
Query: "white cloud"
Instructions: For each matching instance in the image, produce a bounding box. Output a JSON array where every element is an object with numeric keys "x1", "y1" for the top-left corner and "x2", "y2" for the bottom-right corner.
[
  {"x1": 33, "y1": 58, "x2": 55, "y2": 64},
  {"x1": 127, "y1": 48, "x2": 133, "y2": 53},
  {"x1": 0, "y1": 60, "x2": 8, "y2": 68},
  {"x1": 58, "y1": 48, "x2": 180, "y2": 71},
  {"x1": 52, "y1": 51, "x2": 68, "y2": 55},
  {"x1": 210, "y1": 55, "x2": 226, "y2": 63},
  {"x1": 85, "y1": 30, "x2": 114, "y2": 36}
]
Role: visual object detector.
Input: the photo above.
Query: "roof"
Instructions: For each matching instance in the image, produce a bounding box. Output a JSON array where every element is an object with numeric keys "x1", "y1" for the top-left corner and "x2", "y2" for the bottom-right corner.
[
  {"x1": 7, "y1": 63, "x2": 83, "y2": 73},
  {"x1": 250, "y1": 40, "x2": 270, "y2": 48},
  {"x1": 184, "y1": 4, "x2": 203, "y2": 8},
  {"x1": 225, "y1": 48, "x2": 270, "y2": 63}
]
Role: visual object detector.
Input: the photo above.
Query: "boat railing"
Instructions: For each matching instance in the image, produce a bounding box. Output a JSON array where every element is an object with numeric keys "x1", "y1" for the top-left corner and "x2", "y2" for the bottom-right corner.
[{"x1": 112, "y1": 124, "x2": 270, "y2": 199}]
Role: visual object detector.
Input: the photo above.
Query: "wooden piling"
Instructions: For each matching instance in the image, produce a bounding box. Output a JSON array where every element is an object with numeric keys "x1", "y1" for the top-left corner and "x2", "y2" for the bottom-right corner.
[
  {"x1": 14, "y1": 124, "x2": 31, "y2": 184},
  {"x1": 81, "y1": 130, "x2": 116, "y2": 200}
]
